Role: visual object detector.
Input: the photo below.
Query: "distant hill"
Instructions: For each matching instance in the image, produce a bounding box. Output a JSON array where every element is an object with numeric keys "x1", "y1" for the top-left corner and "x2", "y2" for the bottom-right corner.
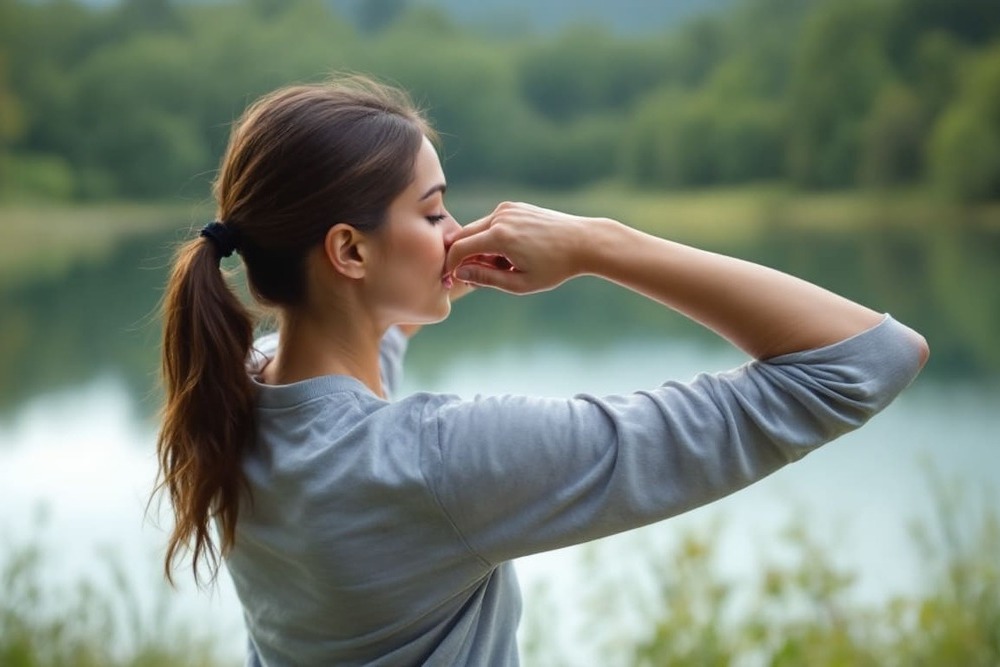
[
  {"x1": 345, "y1": 0, "x2": 736, "y2": 35},
  {"x1": 424, "y1": 0, "x2": 733, "y2": 33},
  {"x1": 78, "y1": 0, "x2": 735, "y2": 35}
]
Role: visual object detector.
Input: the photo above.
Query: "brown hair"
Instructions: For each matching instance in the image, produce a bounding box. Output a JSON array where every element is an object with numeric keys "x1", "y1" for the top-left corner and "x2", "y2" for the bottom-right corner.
[{"x1": 154, "y1": 76, "x2": 432, "y2": 585}]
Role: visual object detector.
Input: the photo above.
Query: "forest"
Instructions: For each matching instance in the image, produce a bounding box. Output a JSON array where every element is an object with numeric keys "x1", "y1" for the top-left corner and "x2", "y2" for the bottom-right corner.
[{"x1": 1, "y1": 0, "x2": 999, "y2": 203}]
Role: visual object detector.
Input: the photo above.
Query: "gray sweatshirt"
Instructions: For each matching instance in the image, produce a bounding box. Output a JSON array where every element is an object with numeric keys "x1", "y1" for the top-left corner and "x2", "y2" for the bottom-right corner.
[{"x1": 227, "y1": 316, "x2": 924, "y2": 666}]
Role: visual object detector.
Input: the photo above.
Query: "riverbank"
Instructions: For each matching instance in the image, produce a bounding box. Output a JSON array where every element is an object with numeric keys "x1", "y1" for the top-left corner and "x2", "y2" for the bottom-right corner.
[
  {"x1": 0, "y1": 201, "x2": 209, "y2": 286},
  {"x1": 2, "y1": 186, "x2": 998, "y2": 287}
]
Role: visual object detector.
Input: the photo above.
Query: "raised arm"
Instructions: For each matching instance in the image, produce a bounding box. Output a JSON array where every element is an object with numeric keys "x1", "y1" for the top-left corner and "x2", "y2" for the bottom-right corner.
[{"x1": 445, "y1": 202, "x2": 929, "y2": 362}]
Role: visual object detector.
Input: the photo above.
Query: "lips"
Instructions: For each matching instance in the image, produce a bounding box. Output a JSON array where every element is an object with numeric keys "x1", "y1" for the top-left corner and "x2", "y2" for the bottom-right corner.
[{"x1": 442, "y1": 273, "x2": 454, "y2": 289}]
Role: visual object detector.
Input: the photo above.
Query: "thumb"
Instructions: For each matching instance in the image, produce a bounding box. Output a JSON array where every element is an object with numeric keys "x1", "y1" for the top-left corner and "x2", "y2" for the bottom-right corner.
[{"x1": 453, "y1": 263, "x2": 529, "y2": 294}]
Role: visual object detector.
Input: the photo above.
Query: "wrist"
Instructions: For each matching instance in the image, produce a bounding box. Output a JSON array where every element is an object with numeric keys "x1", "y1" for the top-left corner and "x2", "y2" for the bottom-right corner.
[{"x1": 574, "y1": 216, "x2": 631, "y2": 277}]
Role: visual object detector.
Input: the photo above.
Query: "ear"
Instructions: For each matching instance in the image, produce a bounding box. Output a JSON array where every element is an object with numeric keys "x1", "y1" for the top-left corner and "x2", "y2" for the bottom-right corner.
[{"x1": 322, "y1": 223, "x2": 370, "y2": 279}]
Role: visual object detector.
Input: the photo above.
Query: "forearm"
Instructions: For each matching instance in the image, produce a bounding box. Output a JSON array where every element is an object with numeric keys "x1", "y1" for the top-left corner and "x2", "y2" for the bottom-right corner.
[
  {"x1": 446, "y1": 203, "x2": 927, "y2": 362},
  {"x1": 582, "y1": 219, "x2": 893, "y2": 359}
]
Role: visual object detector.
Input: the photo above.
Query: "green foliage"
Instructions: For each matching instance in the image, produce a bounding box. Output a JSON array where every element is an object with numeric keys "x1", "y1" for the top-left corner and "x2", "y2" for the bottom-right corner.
[
  {"x1": 859, "y1": 84, "x2": 926, "y2": 188},
  {"x1": 0, "y1": 52, "x2": 24, "y2": 145},
  {"x1": 515, "y1": 27, "x2": 671, "y2": 122},
  {"x1": 929, "y1": 105, "x2": 1000, "y2": 203},
  {"x1": 521, "y1": 476, "x2": 1000, "y2": 666},
  {"x1": 0, "y1": 517, "x2": 228, "y2": 666},
  {"x1": 621, "y1": 87, "x2": 783, "y2": 188},
  {"x1": 2, "y1": 0, "x2": 1000, "y2": 200},
  {"x1": 900, "y1": 473, "x2": 1000, "y2": 665},
  {"x1": 514, "y1": 114, "x2": 625, "y2": 188},
  {"x1": 929, "y1": 46, "x2": 1000, "y2": 202},
  {"x1": 886, "y1": 0, "x2": 1000, "y2": 63},
  {"x1": 633, "y1": 529, "x2": 736, "y2": 666},
  {"x1": 0, "y1": 153, "x2": 77, "y2": 201},
  {"x1": 786, "y1": 0, "x2": 893, "y2": 188},
  {"x1": 622, "y1": 89, "x2": 716, "y2": 187}
]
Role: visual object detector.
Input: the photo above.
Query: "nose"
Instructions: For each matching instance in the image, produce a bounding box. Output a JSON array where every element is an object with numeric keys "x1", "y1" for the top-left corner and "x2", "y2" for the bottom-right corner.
[{"x1": 443, "y1": 216, "x2": 462, "y2": 250}]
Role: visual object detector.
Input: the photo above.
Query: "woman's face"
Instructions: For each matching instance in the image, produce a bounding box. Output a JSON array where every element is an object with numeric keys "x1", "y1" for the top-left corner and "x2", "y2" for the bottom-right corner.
[{"x1": 366, "y1": 136, "x2": 462, "y2": 328}]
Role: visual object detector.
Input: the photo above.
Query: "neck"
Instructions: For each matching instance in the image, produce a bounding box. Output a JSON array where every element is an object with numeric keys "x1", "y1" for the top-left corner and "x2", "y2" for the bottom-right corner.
[{"x1": 263, "y1": 303, "x2": 386, "y2": 397}]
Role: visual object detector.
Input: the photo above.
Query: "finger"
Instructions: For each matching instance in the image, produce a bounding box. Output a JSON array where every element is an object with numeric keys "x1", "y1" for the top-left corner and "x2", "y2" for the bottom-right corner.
[
  {"x1": 445, "y1": 226, "x2": 507, "y2": 273},
  {"x1": 453, "y1": 264, "x2": 530, "y2": 294},
  {"x1": 447, "y1": 214, "x2": 494, "y2": 244},
  {"x1": 457, "y1": 254, "x2": 515, "y2": 271}
]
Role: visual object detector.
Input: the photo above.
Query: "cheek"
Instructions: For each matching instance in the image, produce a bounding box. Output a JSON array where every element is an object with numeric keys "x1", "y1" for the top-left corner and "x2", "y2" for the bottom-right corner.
[
  {"x1": 383, "y1": 230, "x2": 443, "y2": 283},
  {"x1": 414, "y1": 228, "x2": 446, "y2": 263}
]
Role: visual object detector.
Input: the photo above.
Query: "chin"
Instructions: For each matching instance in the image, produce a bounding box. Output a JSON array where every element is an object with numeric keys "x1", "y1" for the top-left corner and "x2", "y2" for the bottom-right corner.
[
  {"x1": 431, "y1": 301, "x2": 452, "y2": 323},
  {"x1": 400, "y1": 301, "x2": 450, "y2": 328}
]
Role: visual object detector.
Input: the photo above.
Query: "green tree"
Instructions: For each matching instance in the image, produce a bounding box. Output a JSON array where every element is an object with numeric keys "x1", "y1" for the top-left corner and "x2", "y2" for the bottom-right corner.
[
  {"x1": 929, "y1": 107, "x2": 1000, "y2": 204},
  {"x1": 909, "y1": 31, "x2": 966, "y2": 119},
  {"x1": 713, "y1": 100, "x2": 784, "y2": 184},
  {"x1": 725, "y1": 0, "x2": 822, "y2": 99},
  {"x1": 886, "y1": 0, "x2": 1000, "y2": 68},
  {"x1": 67, "y1": 34, "x2": 208, "y2": 197},
  {"x1": 358, "y1": 13, "x2": 549, "y2": 185},
  {"x1": 786, "y1": 0, "x2": 893, "y2": 188},
  {"x1": 621, "y1": 77, "x2": 784, "y2": 189},
  {"x1": 517, "y1": 114, "x2": 624, "y2": 188},
  {"x1": 0, "y1": 52, "x2": 25, "y2": 195},
  {"x1": 929, "y1": 46, "x2": 1000, "y2": 202},
  {"x1": 114, "y1": 0, "x2": 181, "y2": 33},
  {"x1": 621, "y1": 89, "x2": 716, "y2": 188},
  {"x1": 515, "y1": 27, "x2": 670, "y2": 122},
  {"x1": 667, "y1": 16, "x2": 730, "y2": 89},
  {"x1": 859, "y1": 84, "x2": 926, "y2": 188}
]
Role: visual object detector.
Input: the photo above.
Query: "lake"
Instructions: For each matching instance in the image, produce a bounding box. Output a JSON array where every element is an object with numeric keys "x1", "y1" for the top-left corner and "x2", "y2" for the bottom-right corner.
[{"x1": 0, "y1": 220, "x2": 997, "y2": 664}]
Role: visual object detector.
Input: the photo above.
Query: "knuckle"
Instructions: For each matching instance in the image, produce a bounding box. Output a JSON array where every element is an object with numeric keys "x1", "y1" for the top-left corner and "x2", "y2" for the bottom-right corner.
[{"x1": 493, "y1": 225, "x2": 515, "y2": 243}]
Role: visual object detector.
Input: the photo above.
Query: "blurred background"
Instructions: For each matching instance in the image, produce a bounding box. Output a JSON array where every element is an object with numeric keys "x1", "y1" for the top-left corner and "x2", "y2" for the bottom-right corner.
[{"x1": 1, "y1": 0, "x2": 998, "y2": 665}]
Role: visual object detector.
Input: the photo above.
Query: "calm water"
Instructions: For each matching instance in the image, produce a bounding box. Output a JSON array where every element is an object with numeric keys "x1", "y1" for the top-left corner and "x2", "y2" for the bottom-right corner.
[{"x1": 1, "y1": 222, "x2": 997, "y2": 663}]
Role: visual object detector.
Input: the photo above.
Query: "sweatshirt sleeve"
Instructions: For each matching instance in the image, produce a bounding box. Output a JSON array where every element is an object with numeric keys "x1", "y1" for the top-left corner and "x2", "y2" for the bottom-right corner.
[{"x1": 419, "y1": 315, "x2": 925, "y2": 565}]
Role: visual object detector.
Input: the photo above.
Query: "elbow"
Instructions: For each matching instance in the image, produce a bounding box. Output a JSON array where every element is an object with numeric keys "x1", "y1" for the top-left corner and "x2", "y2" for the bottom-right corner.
[{"x1": 910, "y1": 330, "x2": 931, "y2": 370}]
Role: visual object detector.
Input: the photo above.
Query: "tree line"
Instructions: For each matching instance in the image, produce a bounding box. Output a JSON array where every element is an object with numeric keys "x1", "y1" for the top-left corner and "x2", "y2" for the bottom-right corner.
[{"x1": 1, "y1": 0, "x2": 998, "y2": 202}]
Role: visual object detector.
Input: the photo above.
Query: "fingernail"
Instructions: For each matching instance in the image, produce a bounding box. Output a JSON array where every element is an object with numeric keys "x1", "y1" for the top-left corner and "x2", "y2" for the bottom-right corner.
[{"x1": 455, "y1": 267, "x2": 472, "y2": 281}]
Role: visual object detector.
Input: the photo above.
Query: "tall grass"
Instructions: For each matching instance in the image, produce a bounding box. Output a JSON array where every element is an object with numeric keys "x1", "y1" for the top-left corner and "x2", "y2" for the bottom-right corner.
[
  {"x1": 0, "y1": 516, "x2": 230, "y2": 667},
  {"x1": 521, "y1": 472, "x2": 1000, "y2": 666}
]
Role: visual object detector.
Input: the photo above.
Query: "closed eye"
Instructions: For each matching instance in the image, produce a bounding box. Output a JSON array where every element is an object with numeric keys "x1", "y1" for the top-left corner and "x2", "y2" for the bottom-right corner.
[{"x1": 426, "y1": 214, "x2": 448, "y2": 224}]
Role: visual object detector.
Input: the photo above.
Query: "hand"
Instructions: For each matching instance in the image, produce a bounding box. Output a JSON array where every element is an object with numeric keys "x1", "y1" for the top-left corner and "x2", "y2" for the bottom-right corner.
[{"x1": 444, "y1": 202, "x2": 601, "y2": 294}]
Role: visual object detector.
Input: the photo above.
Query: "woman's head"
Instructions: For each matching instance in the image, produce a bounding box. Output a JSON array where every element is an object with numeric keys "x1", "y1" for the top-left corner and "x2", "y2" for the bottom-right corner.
[
  {"x1": 156, "y1": 76, "x2": 435, "y2": 586},
  {"x1": 217, "y1": 77, "x2": 434, "y2": 306}
]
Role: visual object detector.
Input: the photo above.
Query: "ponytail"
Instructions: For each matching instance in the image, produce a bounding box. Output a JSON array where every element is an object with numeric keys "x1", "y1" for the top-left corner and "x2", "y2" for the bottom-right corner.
[
  {"x1": 154, "y1": 231, "x2": 255, "y2": 586},
  {"x1": 151, "y1": 76, "x2": 434, "y2": 586}
]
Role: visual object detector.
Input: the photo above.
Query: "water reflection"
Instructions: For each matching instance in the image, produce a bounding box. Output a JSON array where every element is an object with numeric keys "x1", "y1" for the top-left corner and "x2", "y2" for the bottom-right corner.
[
  {"x1": 0, "y1": 231, "x2": 175, "y2": 419},
  {"x1": 0, "y1": 220, "x2": 997, "y2": 420}
]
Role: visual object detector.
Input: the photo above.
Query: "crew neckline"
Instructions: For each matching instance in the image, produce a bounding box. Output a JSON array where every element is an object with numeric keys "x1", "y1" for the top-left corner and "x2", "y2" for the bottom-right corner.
[{"x1": 252, "y1": 373, "x2": 380, "y2": 409}]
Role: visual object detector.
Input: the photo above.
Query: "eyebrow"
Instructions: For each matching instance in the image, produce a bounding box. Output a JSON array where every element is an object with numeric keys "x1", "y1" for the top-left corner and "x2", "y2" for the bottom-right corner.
[{"x1": 419, "y1": 183, "x2": 447, "y2": 201}]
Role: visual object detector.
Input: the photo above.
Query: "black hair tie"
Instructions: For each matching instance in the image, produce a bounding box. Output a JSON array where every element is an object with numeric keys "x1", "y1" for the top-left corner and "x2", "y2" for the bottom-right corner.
[{"x1": 200, "y1": 221, "x2": 239, "y2": 259}]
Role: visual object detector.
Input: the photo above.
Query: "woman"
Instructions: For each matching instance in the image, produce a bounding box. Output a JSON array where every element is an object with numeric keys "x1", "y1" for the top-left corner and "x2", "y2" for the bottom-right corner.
[{"x1": 156, "y1": 76, "x2": 928, "y2": 666}]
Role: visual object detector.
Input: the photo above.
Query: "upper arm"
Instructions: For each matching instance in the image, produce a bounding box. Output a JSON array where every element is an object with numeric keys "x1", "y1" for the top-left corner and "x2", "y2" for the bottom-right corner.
[{"x1": 420, "y1": 316, "x2": 925, "y2": 564}]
